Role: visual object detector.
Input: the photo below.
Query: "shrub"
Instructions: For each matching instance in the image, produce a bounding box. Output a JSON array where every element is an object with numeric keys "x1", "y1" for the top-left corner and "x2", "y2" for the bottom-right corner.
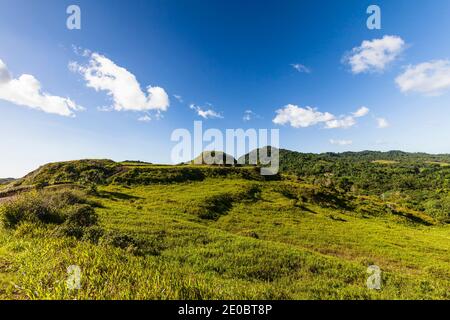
[
  {"x1": 81, "y1": 225, "x2": 104, "y2": 243},
  {"x1": 63, "y1": 204, "x2": 98, "y2": 227},
  {"x1": 0, "y1": 191, "x2": 64, "y2": 228},
  {"x1": 0, "y1": 189, "x2": 99, "y2": 238},
  {"x1": 99, "y1": 231, "x2": 145, "y2": 255},
  {"x1": 56, "y1": 204, "x2": 99, "y2": 239}
]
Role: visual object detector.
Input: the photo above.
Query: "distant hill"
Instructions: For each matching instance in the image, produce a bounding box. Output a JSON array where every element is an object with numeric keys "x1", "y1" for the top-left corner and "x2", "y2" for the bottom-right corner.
[
  {"x1": 15, "y1": 159, "x2": 120, "y2": 187},
  {"x1": 12, "y1": 157, "x2": 274, "y2": 187},
  {"x1": 0, "y1": 178, "x2": 15, "y2": 185},
  {"x1": 10, "y1": 148, "x2": 450, "y2": 191},
  {"x1": 240, "y1": 147, "x2": 450, "y2": 166},
  {"x1": 121, "y1": 160, "x2": 153, "y2": 166},
  {"x1": 237, "y1": 146, "x2": 279, "y2": 165},
  {"x1": 191, "y1": 151, "x2": 237, "y2": 166}
]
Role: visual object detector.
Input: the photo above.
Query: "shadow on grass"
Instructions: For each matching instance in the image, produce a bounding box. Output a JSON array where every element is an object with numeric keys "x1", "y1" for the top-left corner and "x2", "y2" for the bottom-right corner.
[
  {"x1": 98, "y1": 190, "x2": 142, "y2": 201},
  {"x1": 300, "y1": 206, "x2": 317, "y2": 214}
]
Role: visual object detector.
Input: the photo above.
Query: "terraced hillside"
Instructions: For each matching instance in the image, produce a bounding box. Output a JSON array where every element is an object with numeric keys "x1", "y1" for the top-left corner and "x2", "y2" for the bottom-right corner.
[{"x1": 0, "y1": 156, "x2": 449, "y2": 299}]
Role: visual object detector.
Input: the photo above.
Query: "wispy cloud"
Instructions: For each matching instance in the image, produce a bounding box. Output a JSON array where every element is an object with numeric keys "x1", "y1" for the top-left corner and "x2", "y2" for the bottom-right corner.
[
  {"x1": 273, "y1": 104, "x2": 369, "y2": 129},
  {"x1": 173, "y1": 94, "x2": 184, "y2": 103},
  {"x1": 0, "y1": 58, "x2": 83, "y2": 117},
  {"x1": 189, "y1": 103, "x2": 223, "y2": 119},
  {"x1": 70, "y1": 52, "x2": 170, "y2": 112},
  {"x1": 329, "y1": 139, "x2": 353, "y2": 146},
  {"x1": 353, "y1": 106, "x2": 370, "y2": 117},
  {"x1": 343, "y1": 35, "x2": 405, "y2": 74},
  {"x1": 138, "y1": 114, "x2": 151, "y2": 122},
  {"x1": 395, "y1": 60, "x2": 450, "y2": 96},
  {"x1": 291, "y1": 63, "x2": 311, "y2": 73},
  {"x1": 376, "y1": 117, "x2": 389, "y2": 128},
  {"x1": 243, "y1": 109, "x2": 260, "y2": 121},
  {"x1": 97, "y1": 105, "x2": 114, "y2": 112}
]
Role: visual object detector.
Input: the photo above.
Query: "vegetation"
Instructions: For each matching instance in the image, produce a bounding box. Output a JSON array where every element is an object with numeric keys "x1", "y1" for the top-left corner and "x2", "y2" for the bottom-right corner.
[
  {"x1": 1, "y1": 150, "x2": 450, "y2": 299},
  {"x1": 0, "y1": 178, "x2": 15, "y2": 185},
  {"x1": 190, "y1": 151, "x2": 237, "y2": 166}
]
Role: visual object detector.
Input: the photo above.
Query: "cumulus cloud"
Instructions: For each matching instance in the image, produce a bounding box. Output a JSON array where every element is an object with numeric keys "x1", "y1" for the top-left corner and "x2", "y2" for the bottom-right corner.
[
  {"x1": 273, "y1": 104, "x2": 368, "y2": 129},
  {"x1": 70, "y1": 52, "x2": 169, "y2": 112},
  {"x1": 0, "y1": 59, "x2": 83, "y2": 116},
  {"x1": 329, "y1": 139, "x2": 353, "y2": 146},
  {"x1": 344, "y1": 35, "x2": 405, "y2": 74},
  {"x1": 272, "y1": 104, "x2": 334, "y2": 128},
  {"x1": 395, "y1": 60, "x2": 450, "y2": 96},
  {"x1": 291, "y1": 63, "x2": 311, "y2": 73},
  {"x1": 189, "y1": 103, "x2": 223, "y2": 119},
  {"x1": 376, "y1": 117, "x2": 389, "y2": 128},
  {"x1": 324, "y1": 116, "x2": 356, "y2": 129},
  {"x1": 0, "y1": 60, "x2": 11, "y2": 83}
]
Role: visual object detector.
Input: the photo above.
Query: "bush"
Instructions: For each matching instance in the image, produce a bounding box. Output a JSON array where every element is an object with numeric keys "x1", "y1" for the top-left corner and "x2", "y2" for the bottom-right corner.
[
  {"x1": 63, "y1": 204, "x2": 98, "y2": 227},
  {"x1": 57, "y1": 204, "x2": 99, "y2": 239},
  {"x1": 0, "y1": 189, "x2": 99, "y2": 239},
  {"x1": 0, "y1": 191, "x2": 64, "y2": 228},
  {"x1": 99, "y1": 231, "x2": 144, "y2": 255},
  {"x1": 81, "y1": 225, "x2": 104, "y2": 243}
]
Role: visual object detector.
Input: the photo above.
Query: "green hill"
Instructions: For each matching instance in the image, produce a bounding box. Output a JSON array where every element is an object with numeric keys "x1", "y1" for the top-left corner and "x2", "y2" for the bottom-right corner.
[
  {"x1": 191, "y1": 150, "x2": 237, "y2": 166},
  {"x1": 1, "y1": 150, "x2": 450, "y2": 299}
]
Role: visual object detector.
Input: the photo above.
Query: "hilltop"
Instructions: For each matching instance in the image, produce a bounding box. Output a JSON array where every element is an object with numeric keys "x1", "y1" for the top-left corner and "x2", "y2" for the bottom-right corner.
[{"x1": 190, "y1": 150, "x2": 237, "y2": 166}]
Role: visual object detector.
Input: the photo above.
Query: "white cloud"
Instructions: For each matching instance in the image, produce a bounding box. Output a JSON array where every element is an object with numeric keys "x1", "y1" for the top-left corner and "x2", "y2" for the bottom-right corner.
[
  {"x1": 189, "y1": 103, "x2": 223, "y2": 119},
  {"x1": 138, "y1": 114, "x2": 151, "y2": 122},
  {"x1": 344, "y1": 35, "x2": 405, "y2": 74},
  {"x1": 273, "y1": 104, "x2": 368, "y2": 129},
  {"x1": 330, "y1": 139, "x2": 353, "y2": 146},
  {"x1": 0, "y1": 60, "x2": 11, "y2": 83},
  {"x1": 353, "y1": 106, "x2": 370, "y2": 117},
  {"x1": 273, "y1": 104, "x2": 334, "y2": 128},
  {"x1": 291, "y1": 63, "x2": 311, "y2": 73},
  {"x1": 395, "y1": 60, "x2": 450, "y2": 96},
  {"x1": 70, "y1": 52, "x2": 169, "y2": 112},
  {"x1": 376, "y1": 117, "x2": 389, "y2": 128},
  {"x1": 0, "y1": 59, "x2": 83, "y2": 117},
  {"x1": 324, "y1": 116, "x2": 356, "y2": 129}
]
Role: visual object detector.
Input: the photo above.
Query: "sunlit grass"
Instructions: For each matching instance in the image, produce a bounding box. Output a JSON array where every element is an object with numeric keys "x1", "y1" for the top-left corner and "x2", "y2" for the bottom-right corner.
[{"x1": 1, "y1": 176, "x2": 450, "y2": 299}]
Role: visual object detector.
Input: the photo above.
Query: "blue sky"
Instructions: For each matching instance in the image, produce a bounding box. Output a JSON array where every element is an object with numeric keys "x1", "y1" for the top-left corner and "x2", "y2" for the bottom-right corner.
[{"x1": 1, "y1": 0, "x2": 450, "y2": 177}]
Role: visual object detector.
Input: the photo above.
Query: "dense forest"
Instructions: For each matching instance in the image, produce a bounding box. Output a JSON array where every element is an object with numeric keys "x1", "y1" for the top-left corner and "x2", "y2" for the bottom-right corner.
[{"x1": 239, "y1": 148, "x2": 450, "y2": 223}]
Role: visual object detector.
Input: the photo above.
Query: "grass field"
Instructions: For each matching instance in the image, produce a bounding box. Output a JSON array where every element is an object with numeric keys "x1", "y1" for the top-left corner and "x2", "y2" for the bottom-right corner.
[{"x1": 1, "y1": 165, "x2": 450, "y2": 299}]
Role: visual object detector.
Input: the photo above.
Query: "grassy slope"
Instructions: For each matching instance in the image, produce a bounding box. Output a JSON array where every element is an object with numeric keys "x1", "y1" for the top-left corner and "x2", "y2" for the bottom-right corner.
[{"x1": 1, "y1": 176, "x2": 450, "y2": 299}]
